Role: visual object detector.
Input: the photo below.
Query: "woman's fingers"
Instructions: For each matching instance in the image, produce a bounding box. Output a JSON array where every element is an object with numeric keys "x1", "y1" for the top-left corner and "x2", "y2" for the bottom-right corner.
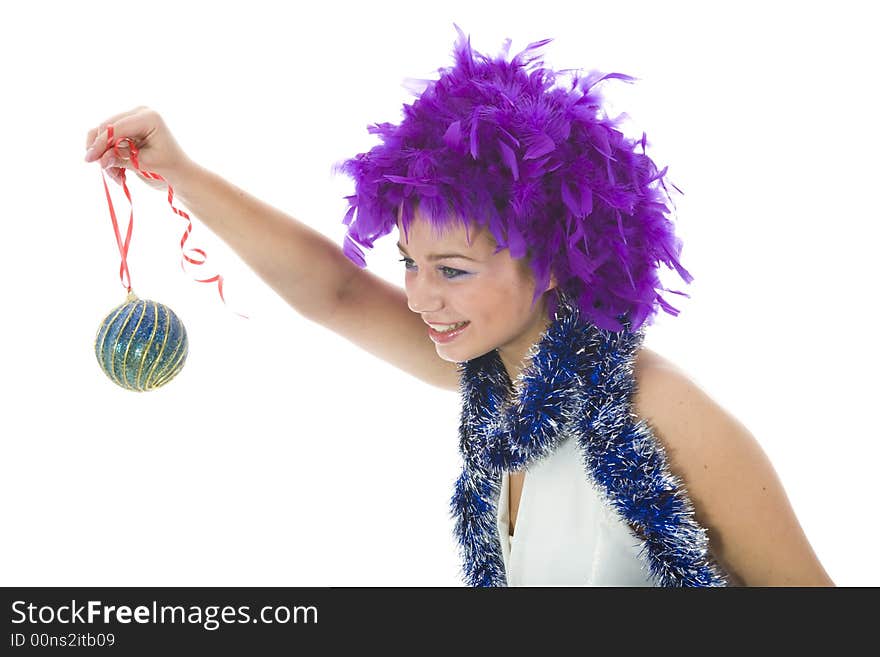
[
  {"x1": 84, "y1": 106, "x2": 149, "y2": 161},
  {"x1": 101, "y1": 160, "x2": 159, "y2": 188},
  {"x1": 85, "y1": 106, "x2": 188, "y2": 192},
  {"x1": 98, "y1": 140, "x2": 131, "y2": 169},
  {"x1": 85, "y1": 107, "x2": 139, "y2": 148}
]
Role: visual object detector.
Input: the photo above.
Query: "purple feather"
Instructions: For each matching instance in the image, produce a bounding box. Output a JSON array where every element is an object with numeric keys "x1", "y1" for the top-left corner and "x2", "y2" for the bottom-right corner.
[
  {"x1": 330, "y1": 24, "x2": 694, "y2": 333},
  {"x1": 498, "y1": 141, "x2": 519, "y2": 181}
]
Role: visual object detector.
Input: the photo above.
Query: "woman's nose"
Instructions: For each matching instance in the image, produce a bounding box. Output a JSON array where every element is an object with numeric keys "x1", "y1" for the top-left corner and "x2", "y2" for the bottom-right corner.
[{"x1": 406, "y1": 276, "x2": 443, "y2": 314}]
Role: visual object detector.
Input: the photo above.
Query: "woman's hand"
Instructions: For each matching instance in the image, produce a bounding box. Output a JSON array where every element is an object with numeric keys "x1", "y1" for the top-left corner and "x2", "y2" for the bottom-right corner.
[{"x1": 83, "y1": 105, "x2": 195, "y2": 190}]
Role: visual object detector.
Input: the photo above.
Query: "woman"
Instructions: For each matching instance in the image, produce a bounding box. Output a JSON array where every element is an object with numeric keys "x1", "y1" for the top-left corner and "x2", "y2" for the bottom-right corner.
[{"x1": 83, "y1": 27, "x2": 834, "y2": 587}]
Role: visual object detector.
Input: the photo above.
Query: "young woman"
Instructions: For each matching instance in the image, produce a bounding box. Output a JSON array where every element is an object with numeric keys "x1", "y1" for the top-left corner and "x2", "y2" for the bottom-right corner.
[{"x1": 83, "y1": 28, "x2": 834, "y2": 587}]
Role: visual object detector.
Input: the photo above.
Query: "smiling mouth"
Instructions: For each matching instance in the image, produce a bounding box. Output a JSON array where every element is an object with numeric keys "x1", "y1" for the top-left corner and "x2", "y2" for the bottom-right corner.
[
  {"x1": 427, "y1": 321, "x2": 471, "y2": 342},
  {"x1": 427, "y1": 321, "x2": 470, "y2": 333}
]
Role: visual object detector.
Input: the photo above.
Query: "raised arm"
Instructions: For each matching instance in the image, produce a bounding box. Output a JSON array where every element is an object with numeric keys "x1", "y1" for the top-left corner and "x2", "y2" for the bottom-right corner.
[
  {"x1": 84, "y1": 107, "x2": 460, "y2": 392},
  {"x1": 171, "y1": 162, "x2": 357, "y2": 321},
  {"x1": 171, "y1": 165, "x2": 459, "y2": 391}
]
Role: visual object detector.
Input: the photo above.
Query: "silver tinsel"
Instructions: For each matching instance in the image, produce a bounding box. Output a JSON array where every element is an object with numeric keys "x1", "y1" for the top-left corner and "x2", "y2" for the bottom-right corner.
[{"x1": 450, "y1": 293, "x2": 730, "y2": 587}]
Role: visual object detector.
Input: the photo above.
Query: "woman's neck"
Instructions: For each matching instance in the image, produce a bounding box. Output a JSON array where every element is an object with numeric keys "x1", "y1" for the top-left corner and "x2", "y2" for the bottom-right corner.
[{"x1": 497, "y1": 305, "x2": 553, "y2": 387}]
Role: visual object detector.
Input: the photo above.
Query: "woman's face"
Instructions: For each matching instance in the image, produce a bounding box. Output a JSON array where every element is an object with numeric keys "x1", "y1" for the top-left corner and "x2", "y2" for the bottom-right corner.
[{"x1": 396, "y1": 205, "x2": 556, "y2": 374}]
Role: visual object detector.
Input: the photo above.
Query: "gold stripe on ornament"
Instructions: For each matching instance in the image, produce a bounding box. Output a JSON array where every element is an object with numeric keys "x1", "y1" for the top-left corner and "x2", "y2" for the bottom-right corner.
[
  {"x1": 154, "y1": 323, "x2": 187, "y2": 387},
  {"x1": 153, "y1": 355, "x2": 185, "y2": 388},
  {"x1": 150, "y1": 315, "x2": 183, "y2": 388},
  {"x1": 144, "y1": 303, "x2": 171, "y2": 390},
  {"x1": 154, "y1": 347, "x2": 186, "y2": 388},
  {"x1": 153, "y1": 331, "x2": 186, "y2": 388},
  {"x1": 109, "y1": 302, "x2": 139, "y2": 389},
  {"x1": 134, "y1": 301, "x2": 160, "y2": 391},
  {"x1": 95, "y1": 303, "x2": 127, "y2": 379},
  {"x1": 120, "y1": 300, "x2": 147, "y2": 390}
]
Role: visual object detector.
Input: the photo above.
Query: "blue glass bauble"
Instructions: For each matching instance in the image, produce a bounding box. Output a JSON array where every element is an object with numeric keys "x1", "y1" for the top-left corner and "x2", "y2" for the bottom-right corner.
[{"x1": 95, "y1": 291, "x2": 188, "y2": 391}]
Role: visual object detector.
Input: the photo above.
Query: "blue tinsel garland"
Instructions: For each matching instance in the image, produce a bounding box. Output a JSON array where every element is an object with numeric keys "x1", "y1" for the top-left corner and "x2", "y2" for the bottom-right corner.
[{"x1": 450, "y1": 292, "x2": 730, "y2": 587}]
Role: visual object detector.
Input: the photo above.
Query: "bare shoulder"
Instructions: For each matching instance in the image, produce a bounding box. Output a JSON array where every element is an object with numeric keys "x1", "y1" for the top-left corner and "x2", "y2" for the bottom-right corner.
[
  {"x1": 630, "y1": 346, "x2": 835, "y2": 587},
  {"x1": 632, "y1": 345, "x2": 679, "y2": 380}
]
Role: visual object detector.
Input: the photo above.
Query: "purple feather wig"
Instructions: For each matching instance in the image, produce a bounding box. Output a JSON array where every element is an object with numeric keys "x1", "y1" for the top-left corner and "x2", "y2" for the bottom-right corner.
[{"x1": 331, "y1": 24, "x2": 694, "y2": 333}]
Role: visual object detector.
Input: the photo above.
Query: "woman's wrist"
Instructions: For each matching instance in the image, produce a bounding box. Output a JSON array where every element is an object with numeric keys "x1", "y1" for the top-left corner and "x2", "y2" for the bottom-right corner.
[{"x1": 165, "y1": 157, "x2": 202, "y2": 200}]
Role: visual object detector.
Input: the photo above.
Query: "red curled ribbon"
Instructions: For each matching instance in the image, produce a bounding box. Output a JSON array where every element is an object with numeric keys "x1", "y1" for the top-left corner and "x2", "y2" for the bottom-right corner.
[{"x1": 100, "y1": 125, "x2": 249, "y2": 319}]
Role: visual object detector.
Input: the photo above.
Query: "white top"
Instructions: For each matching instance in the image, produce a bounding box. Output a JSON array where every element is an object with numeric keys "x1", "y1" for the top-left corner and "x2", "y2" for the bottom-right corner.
[{"x1": 497, "y1": 433, "x2": 657, "y2": 586}]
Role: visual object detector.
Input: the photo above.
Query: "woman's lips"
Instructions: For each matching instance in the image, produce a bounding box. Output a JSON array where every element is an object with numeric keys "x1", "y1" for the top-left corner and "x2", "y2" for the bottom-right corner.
[{"x1": 428, "y1": 321, "x2": 470, "y2": 343}]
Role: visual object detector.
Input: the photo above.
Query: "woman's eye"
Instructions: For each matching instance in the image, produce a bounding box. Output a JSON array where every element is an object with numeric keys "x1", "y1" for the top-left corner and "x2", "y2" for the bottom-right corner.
[
  {"x1": 398, "y1": 257, "x2": 467, "y2": 279},
  {"x1": 440, "y1": 267, "x2": 467, "y2": 279}
]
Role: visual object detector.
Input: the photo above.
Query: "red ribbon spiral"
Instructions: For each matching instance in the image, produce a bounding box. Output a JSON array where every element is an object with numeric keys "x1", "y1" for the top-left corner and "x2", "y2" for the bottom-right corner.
[{"x1": 100, "y1": 125, "x2": 249, "y2": 319}]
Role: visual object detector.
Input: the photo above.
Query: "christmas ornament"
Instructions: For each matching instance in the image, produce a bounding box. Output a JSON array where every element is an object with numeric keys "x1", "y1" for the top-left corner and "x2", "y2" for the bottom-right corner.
[
  {"x1": 91, "y1": 125, "x2": 248, "y2": 391},
  {"x1": 94, "y1": 290, "x2": 188, "y2": 392}
]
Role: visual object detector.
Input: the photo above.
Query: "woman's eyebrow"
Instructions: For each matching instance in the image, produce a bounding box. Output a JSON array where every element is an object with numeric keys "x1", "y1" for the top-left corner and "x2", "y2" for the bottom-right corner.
[{"x1": 396, "y1": 242, "x2": 479, "y2": 262}]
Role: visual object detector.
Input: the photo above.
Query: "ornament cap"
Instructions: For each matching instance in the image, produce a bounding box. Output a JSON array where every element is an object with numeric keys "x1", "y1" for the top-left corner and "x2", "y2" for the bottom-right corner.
[{"x1": 125, "y1": 290, "x2": 138, "y2": 303}]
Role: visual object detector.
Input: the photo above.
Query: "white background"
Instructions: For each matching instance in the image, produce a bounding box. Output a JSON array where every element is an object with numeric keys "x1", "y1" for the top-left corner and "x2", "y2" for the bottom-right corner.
[{"x1": 1, "y1": 0, "x2": 876, "y2": 586}]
